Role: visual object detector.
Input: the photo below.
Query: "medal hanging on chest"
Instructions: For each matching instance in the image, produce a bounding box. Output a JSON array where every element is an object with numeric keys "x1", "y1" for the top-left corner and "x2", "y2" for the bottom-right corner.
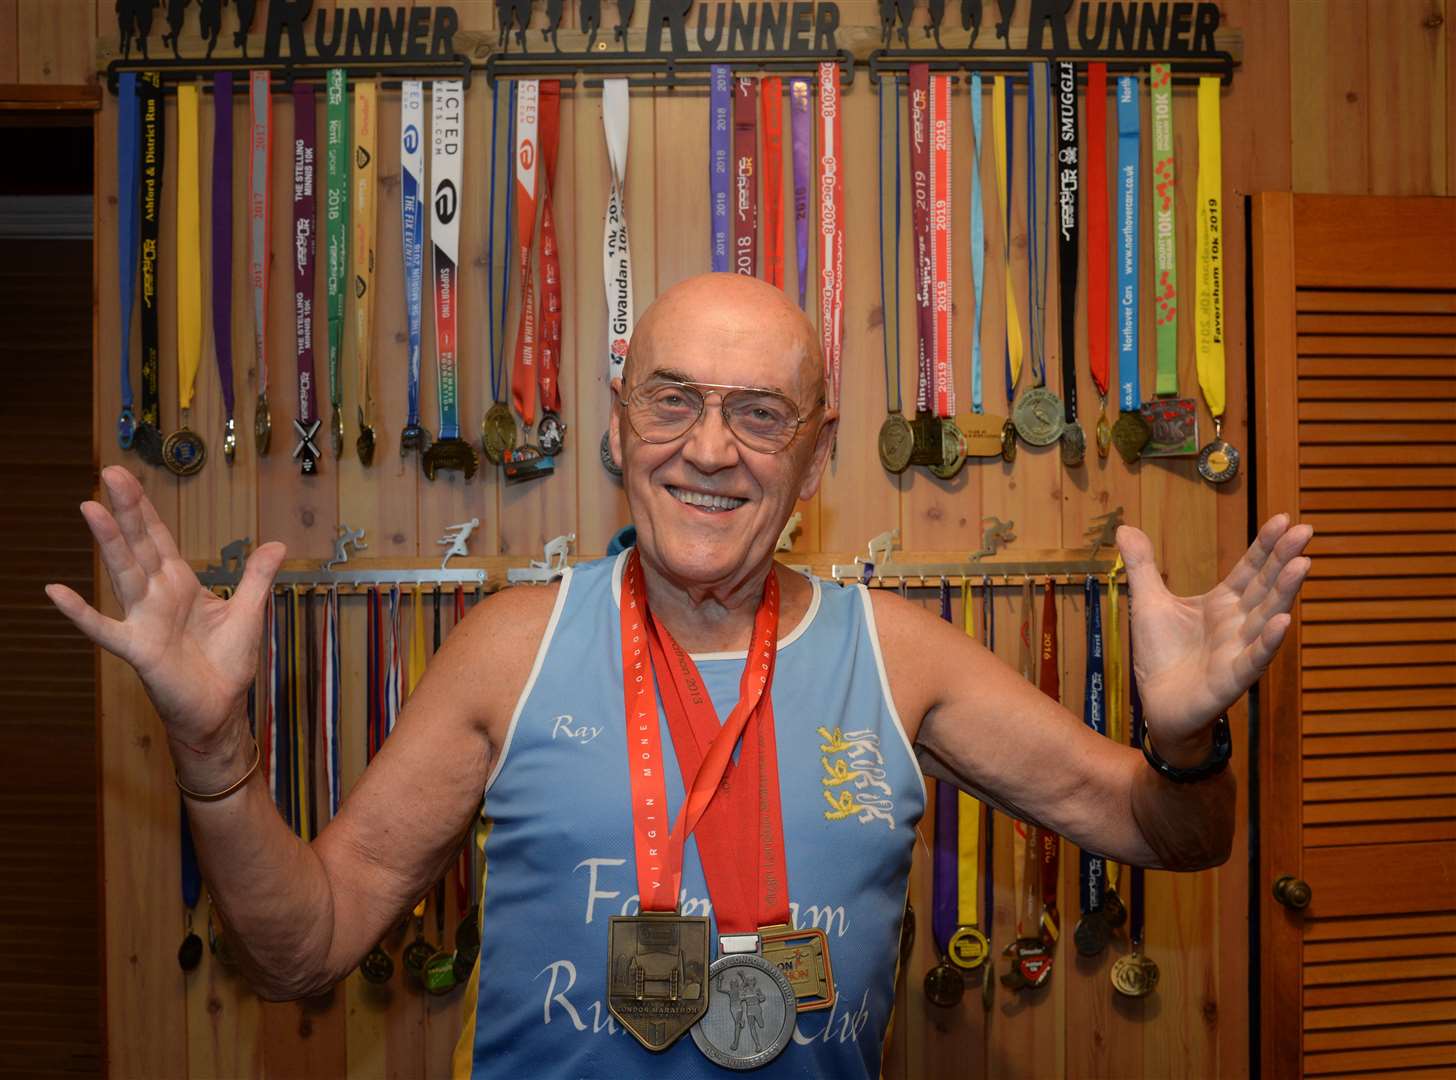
[
  {"x1": 1111, "y1": 76, "x2": 1151, "y2": 463},
  {"x1": 1194, "y1": 77, "x2": 1239, "y2": 484},
  {"x1": 164, "y1": 83, "x2": 207, "y2": 476},
  {"x1": 1012, "y1": 64, "x2": 1065, "y2": 449},
  {"x1": 421, "y1": 79, "x2": 478, "y2": 480},
  {"x1": 1140, "y1": 63, "x2": 1199, "y2": 458}
]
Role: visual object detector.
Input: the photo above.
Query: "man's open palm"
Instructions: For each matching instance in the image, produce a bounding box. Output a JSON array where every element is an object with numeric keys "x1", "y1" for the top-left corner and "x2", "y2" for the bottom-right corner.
[
  {"x1": 1118, "y1": 514, "x2": 1313, "y2": 747},
  {"x1": 46, "y1": 465, "x2": 286, "y2": 749}
]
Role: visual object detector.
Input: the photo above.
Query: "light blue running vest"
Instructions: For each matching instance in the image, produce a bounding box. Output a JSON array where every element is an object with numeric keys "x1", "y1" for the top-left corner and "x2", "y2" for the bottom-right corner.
[{"x1": 454, "y1": 551, "x2": 925, "y2": 1079}]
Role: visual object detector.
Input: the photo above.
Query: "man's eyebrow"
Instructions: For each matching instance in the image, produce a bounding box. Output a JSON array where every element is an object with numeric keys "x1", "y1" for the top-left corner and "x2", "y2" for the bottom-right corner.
[{"x1": 641, "y1": 368, "x2": 793, "y2": 397}]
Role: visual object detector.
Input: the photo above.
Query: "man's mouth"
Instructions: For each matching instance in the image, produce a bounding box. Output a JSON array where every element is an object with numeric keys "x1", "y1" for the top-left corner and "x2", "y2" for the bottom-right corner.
[{"x1": 667, "y1": 485, "x2": 749, "y2": 513}]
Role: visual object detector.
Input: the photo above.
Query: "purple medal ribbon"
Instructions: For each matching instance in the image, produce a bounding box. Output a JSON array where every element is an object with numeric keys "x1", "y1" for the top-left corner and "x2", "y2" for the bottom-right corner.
[
  {"x1": 212, "y1": 74, "x2": 236, "y2": 460},
  {"x1": 709, "y1": 65, "x2": 732, "y2": 273},
  {"x1": 789, "y1": 77, "x2": 812, "y2": 310},
  {"x1": 931, "y1": 580, "x2": 959, "y2": 955},
  {"x1": 293, "y1": 85, "x2": 320, "y2": 474}
]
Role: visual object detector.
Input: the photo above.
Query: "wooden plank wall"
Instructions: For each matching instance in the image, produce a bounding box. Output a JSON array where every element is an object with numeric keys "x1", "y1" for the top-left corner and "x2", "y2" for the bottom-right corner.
[{"x1": 0, "y1": 0, "x2": 1449, "y2": 1076}]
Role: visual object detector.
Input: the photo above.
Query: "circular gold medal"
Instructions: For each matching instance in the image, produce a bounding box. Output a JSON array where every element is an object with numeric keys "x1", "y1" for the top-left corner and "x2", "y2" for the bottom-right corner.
[
  {"x1": 1000, "y1": 418, "x2": 1018, "y2": 463},
  {"x1": 928, "y1": 418, "x2": 966, "y2": 479},
  {"x1": 878, "y1": 413, "x2": 914, "y2": 474},
  {"x1": 1011, "y1": 386, "x2": 1065, "y2": 446},
  {"x1": 481, "y1": 402, "x2": 517, "y2": 465},
  {"x1": 923, "y1": 961, "x2": 965, "y2": 1007},
  {"x1": 1111, "y1": 409, "x2": 1151, "y2": 464},
  {"x1": 1096, "y1": 410, "x2": 1113, "y2": 459},
  {"x1": 163, "y1": 427, "x2": 207, "y2": 476},
  {"x1": 948, "y1": 926, "x2": 990, "y2": 971},
  {"x1": 1111, "y1": 952, "x2": 1160, "y2": 998}
]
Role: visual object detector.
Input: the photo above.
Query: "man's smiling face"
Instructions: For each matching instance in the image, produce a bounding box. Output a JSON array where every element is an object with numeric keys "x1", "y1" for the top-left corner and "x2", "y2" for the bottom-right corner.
[{"x1": 609, "y1": 274, "x2": 837, "y2": 594}]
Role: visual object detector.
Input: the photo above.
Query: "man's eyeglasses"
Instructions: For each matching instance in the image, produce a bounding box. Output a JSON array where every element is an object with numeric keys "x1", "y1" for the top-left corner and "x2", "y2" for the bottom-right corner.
[{"x1": 620, "y1": 378, "x2": 818, "y2": 455}]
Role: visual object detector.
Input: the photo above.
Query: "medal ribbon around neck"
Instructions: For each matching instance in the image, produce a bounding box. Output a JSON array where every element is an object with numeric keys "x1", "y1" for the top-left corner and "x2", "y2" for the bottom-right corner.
[
  {"x1": 817, "y1": 62, "x2": 845, "y2": 411},
  {"x1": 510, "y1": 80, "x2": 541, "y2": 426},
  {"x1": 1151, "y1": 63, "x2": 1179, "y2": 398},
  {"x1": 602, "y1": 78, "x2": 633, "y2": 384},
  {"x1": 1196, "y1": 77, "x2": 1226, "y2": 423},
  {"x1": 324, "y1": 69, "x2": 349, "y2": 457},
  {"x1": 212, "y1": 74, "x2": 237, "y2": 461},
  {"x1": 535, "y1": 80, "x2": 563, "y2": 418},
  {"x1": 908, "y1": 64, "x2": 932, "y2": 415},
  {"x1": 249, "y1": 72, "x2": 272, "y2": 452},
  {"x1": 175, "y1": 84, "x2": 202, "y2": 424},
  {"x1": 1085, "y1": 64, "x2": 1112, "y2": 404},
  {"x1": 117, "y1": 72, "x2": 141, "y2": 449},
  {"x1": 710, "y1": 65, "x2": 732, "y2": 273},
  {"x1": 877, "y1": 76, "x2": 903, "y2": 419},
  {"x1": 618, "y1": 550, "x2": 787, "y2": 928},
  {"x1": 1056, "y1": 62, "x2": 1081, "y2": 424},
  {"x1": 431, "y1": 79, "x2": 465, "y2": 441},
  {"x1": 790, "y1": 77, "x2": 811, "y2": 309},
  {"x1": 1036, "y1": 580, "x2": 1062, "y2": 942},
  {"x1": 1026, "y1": 64, "x2": 1050, "y2": 391},
  {"x1": 138, "y1": 72, "x2": 164, "y2": 451},
  {"x1": 1116, "y1": 76, "x2": 1143, "y2": 414},
  {"x1": 761, "y1": 77, "x2": 785, "y2": 290},
  {"x1": 930, "y1": 74, "x2": 955, "y2": 417},
  {"x1": 401, "y1": 80, "x2": 426, "y2": 441},
  {"x1": 1080, "y1": 576, "x2": 1108, "y2": 920},
  {"x1": 992, "y1": 76, "x2": 1024, "y2": 402},
  {"x1": 733, "y1": 76, "x2": 759, "y2": 277},
  {"x1": 969, "y1": 71, "x2": 986, "y2": 414},
  {"x1": 293, "y1": 84, "x2": 320, "y2": 476},
  {"x1": 352, "y1": 81, "x2": 378, "y2": 456}
]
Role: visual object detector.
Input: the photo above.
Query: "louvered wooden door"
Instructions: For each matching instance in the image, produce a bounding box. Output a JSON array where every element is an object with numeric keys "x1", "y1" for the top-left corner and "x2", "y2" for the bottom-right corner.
[{"x1": 1253, "y1": 193, "x2": 1456, "y2": 1079}]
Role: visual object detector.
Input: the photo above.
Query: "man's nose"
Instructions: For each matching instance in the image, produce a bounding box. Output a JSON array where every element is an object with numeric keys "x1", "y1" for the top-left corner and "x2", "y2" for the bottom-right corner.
[{"x1": 679, "y1": 396, "x2": 741, "y2": 473}]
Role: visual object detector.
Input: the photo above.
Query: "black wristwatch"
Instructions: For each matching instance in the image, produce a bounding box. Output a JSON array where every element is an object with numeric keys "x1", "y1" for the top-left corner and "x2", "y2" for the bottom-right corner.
[{"x1": 1142, "y1": 714, "x2": 1232, "y2": 783}]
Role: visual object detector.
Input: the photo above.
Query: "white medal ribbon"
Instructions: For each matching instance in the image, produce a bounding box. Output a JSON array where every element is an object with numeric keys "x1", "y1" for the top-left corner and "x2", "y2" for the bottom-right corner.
[{"x1": 603, "y1": 78, "x2": 634, "y2": 384}]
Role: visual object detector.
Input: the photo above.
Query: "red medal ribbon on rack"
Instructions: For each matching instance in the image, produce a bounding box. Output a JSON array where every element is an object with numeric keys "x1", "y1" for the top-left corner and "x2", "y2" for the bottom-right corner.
[
  {"x1": 761, "y1": 77, "x2": 785, "y2": 290},
  {"x1": 733, "y1": 77, "x2": 759, "y2": 278},
  {"x1": 535, "y1": 81, "x2": 563, "y2": 417},
  {"x1": 510, "y1": 81, "x2": 541, "y2": 425},
  {"x1": 909, "y1": 63, "x2": 933, "y2": 415},
  {"x1": 929, "y1": 73, "x2": 954, "y2": 417}
]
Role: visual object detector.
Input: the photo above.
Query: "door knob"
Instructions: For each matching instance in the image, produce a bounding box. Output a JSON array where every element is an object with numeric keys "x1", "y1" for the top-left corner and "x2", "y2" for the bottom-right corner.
[{"x1": 1273, "y1": 875, "x2": 1312, "y2": 910}]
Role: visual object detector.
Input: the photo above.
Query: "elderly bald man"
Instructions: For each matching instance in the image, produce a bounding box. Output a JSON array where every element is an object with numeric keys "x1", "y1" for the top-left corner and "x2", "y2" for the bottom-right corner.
[{"x1": 50, "y1": 273, "x2": 1311, "y2": 1077}]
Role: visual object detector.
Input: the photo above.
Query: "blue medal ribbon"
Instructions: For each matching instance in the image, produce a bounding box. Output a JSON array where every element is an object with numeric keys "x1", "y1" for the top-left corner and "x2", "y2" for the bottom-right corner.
[
  {"x1": 1116, "y1": 76, "x2": 1142, "y2": 414},
  {"x1": 969, "y1": 72, "x2": 985, "y2": 414},
  {"x1": 710, "y1": 65, "x2": 732, "y2": 273},
  {"x1": 117, "y1": 73, "x2": 140, "y2": 448},
  {"x1": 1080, "y1": 576, "x2": 1107, "y2": 916},
  {"x1": 1003, "y1": 82, "x2": 1015, "y2": 405}
]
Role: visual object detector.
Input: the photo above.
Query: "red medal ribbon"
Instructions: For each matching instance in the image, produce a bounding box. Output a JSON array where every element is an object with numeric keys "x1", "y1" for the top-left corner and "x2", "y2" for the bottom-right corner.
[
  {"x1": 929, "y1": 73, "x2": 954, "y2": 417},
  {"x1": 761, "y1": 77, "x2": 785, "y2": 290},
  {"x1": 909, "y1": 63, "x2": 933, "y2": 415},
  {"x1": 535, "y1": 81, "x2": 563, "y2": 416},
  {"x1": 1085, "y1": 63, "x2": 1111, "y2": 400},
  {"x1": 511, "y1": 82, "x2": 541, "y2": 425},
  {"x1": 1037, "y1": 580, "x2": 1061, "y2": 937},
  {"x1": 816, "y1": 64, "x2": 845, "y2": 410},
  {"x1": 733, "y1": 77, "x2": 759, "y2": 278},
  {"x1": 619, "y1": 551, "x2": 789, "y2": 933}
]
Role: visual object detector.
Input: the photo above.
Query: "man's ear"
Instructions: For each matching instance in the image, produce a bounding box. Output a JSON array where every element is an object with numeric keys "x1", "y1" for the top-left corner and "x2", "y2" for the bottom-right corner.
[{"x1": 796, "y1": 410, "x2": 839, "y2": 503}]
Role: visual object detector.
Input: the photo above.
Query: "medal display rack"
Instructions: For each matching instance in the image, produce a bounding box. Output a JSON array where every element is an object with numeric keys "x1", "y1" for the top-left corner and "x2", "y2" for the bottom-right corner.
[
  {"x1": 104, "y1": 55, "x2": 475, "y2": 96},
  {"x1": 867, "y1": 46, "x2": 1236, "y2": 86}
]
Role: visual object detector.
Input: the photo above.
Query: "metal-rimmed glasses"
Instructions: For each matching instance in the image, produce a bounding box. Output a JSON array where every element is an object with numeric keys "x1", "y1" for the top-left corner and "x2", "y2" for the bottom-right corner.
[{"x1": 620, "y1": 378, "x2": 819, "y2": 454}]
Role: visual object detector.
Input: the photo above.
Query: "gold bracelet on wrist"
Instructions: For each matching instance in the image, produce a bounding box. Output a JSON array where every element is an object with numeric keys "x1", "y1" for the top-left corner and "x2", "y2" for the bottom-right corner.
[{"x1": 176, "y1": 739, "x2": 262, "y2": 802}]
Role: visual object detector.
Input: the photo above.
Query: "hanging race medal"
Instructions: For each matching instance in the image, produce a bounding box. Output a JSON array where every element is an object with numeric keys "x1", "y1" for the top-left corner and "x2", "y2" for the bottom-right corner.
[
  {"x1": 510, "y1": 80, "x2": 542, "y2": 431},
  {"x1": 134, "y1": 72, "x2": 166, "y2": 466},
  {"x1": 399, "y1": 80, "x2": 430, "y2": 461},
  {"x1": 926, "y1": 586, "x2": 966, "y2": 1006},
  {"x1": 876, "y1": 76, "x2": 911, "y2": 473},
  {"x1": 117, "y1": 73, "x2": 141, "y2": 451},
  {"x1": 1073, "y1": 575, "x2": 1111, "y2": 956},
  {"x1": 534, "y1": 81, "x2": 565, "y2": 458},
  {"x1": 1035, "y1": 581, "x2": 1063, "y2": 945},
  {"x1": 483, "y1": 81, "x2": 518, "y2": 465},
  {"x1": 974, "y1": 579, "x2": 997, "y2": 1009},
  {"x1": 733, "y1": 76, "x2": 759, "y2": 278},
  {"x1": 1012, "y1": 64, "x2": 1064, "y2": 448},
  {"x1": 421, "y1": 78, "x2": 478, "y2": 480},
  {"x1": 324, "y1": 69, "x2": 348, "y2": 459},
  {"x1": 352, "y1": 80, "x2": 378, "y2": 465},
  {"x1": 164, "y1": 82, "x2": 207, "y2": 476},
  {"x1": 1055, "y1": 61, "x2": 1086, "y2": 466},
  {"x1": 1195, "y1": 76, "x2": 1239, "y2": 483},
  {"x1": 957, "y1": 71, "x2": 1007, "y2": 458},
  {"x1": 359, "y1": 588, "x2": 393, "y2": 983},
  {"x1": 249, "y1": 72, "x2": 273, "y2": 455},
  {"x1": 906, "y1": 65, "x2": 940, "y2": 467},
  {"x1": 818, "y1": 62, "x2": 845, "y2": 413},
  {"x1": 212, "y1": 73, "x2": 238, "y2": 464},
  {"x1": 789, "y1": 78, "x2": 811, "y2": 309},
  {"x1": 291, "y1": 85, "x2": 321, "y2": 476},
  {"x1": 926, "y1": 74, "x2": 964, "y2": 480},
  {"x1": 710, "y1": 65, "x2": 732, "y2": 274},
  {"x1": 992, "y1": 75, "x2": 1025, "y2": 462},
  {"x1": 1112, "y1": 613, "x2": 1159, "y2": 996},
  {"x1": 1141, "y1": 63, "x2": 1199, "y2": 458},
  {"x1": 177, "y1": 802, "x2": 203, "y2": 971},
  {"x1": 1085, "y1": 64, "x2": 1115, "y2": 458},
  {"x1": 601, "y1": 77, "x2": 632, "y2": 475},
  {"x1": 1112, "y1": 75, "x2": 1151, "y2": 463},
  {"x1": 761, "y1": 77, "x2": 784, "y2": 289}
]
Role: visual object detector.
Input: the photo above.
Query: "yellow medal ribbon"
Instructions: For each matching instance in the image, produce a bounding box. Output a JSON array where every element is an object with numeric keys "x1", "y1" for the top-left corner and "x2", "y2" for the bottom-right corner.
[
  {"x1": 958, "y1": 580, "x2": 981, "y2": 928},
  {"x1": 1195, "y1": 77, "x2": 1225, "y2": 422},
  {"x1": 992, "y1": 76, "x2": 1025, "y2": 395},
  {"x1": 409, "y1": 584, "x2": 427, "y2": 695},
  {"x1": 1106, "y1": 556, "x2": 1125, "y2": 895},
  {"x1": 176, "y1": 84, "x2": 201, "y2": 413},
  {"x1": 353, "y1": 81, "x2": 378, "y2": 435}
]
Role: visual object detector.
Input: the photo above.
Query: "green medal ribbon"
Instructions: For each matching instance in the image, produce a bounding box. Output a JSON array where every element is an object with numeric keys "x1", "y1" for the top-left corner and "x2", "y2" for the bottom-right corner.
[
  {"x1": 1150, "y1": 63, "x2": 1179, "y2": 397},
  {"x1": 324, "y1": 69, "x2": 350, "y2": 455}
]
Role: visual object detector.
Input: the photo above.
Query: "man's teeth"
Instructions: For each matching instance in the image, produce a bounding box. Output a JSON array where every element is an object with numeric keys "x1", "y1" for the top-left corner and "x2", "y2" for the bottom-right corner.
[{"x1": 669, "y1": 486, "x2": 748, "y2": 512}]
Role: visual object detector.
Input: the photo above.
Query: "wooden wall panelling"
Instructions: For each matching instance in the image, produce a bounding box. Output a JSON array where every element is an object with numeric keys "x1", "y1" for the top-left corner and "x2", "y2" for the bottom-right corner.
[
  {"x1": 17, "y1": 0, "x2": 94, "y2": 84},
  {"x1": 1365, "y1": 0, "x2": 1448, "y2": 197},
  {"x1": 1449, "y1": 0, "x2": 1456, "y2": 191},
  {"x1": 1290, "y1": 0, "x2": 1369, "y2": 195},
  {"x1": 0, "y1": 0, "x2": 17, "y2": 83}
]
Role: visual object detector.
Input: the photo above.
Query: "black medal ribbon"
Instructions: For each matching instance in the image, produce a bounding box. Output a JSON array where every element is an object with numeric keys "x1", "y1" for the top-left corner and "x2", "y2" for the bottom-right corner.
[
  {"x1": 136, "y1": 72, "x2": 166, "y2": 464},
  {"x1": 1056, "y1": 60, "x2": 1080, "y2": 426}
]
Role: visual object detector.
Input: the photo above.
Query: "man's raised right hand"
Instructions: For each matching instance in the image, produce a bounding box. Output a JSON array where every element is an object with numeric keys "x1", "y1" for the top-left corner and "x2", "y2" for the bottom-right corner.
[{"x1": 46, "y1": 466, "x2": 286, "y2": 779}]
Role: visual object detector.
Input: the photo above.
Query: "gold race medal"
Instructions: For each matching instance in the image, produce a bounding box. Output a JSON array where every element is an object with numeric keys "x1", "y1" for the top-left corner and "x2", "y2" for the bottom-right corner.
[
  {"x1": 481, "y1": 401, "x2": 517, "y2": 465},
  {"x1": 1111, "y1": 952, "x2": 1160, "y2": 998},
  {"x1": 928, "y1": 419, "x2": 967, "y2": 480},
  {"x1": 254, "y1": 392, "x2": 272, "y2": 455},
  {"x1": 163, "y1": 425, "x2": 207, "y2": 476},
  {"x1": 1011, "y1": 386, "x2": 1065, "y2": 446},
  {"x1": 877, "y1": 413, "x2": 913, "y2": 474},
  {"x1": 908, "y1": 414, "x2": 946, "y2": 468},
  {"x1": 607, "y1": 914, "x2": 710, "y2": 1052},
  {"x1": 760, "y1": 924, "x2": 835, "y2": 1012},
  {"x1": 1000, "y1": 418, "x2": 1018, "y2": 463},
  {"x1": 422, "y1": 438, "x2": 479, "y2": 481},
  {"x1": 948, "y1": 926, "x2": 990, "y2": 971},
  {"x1": 1096, "y1": 403, "x2": 1113, "y2": 459}
]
